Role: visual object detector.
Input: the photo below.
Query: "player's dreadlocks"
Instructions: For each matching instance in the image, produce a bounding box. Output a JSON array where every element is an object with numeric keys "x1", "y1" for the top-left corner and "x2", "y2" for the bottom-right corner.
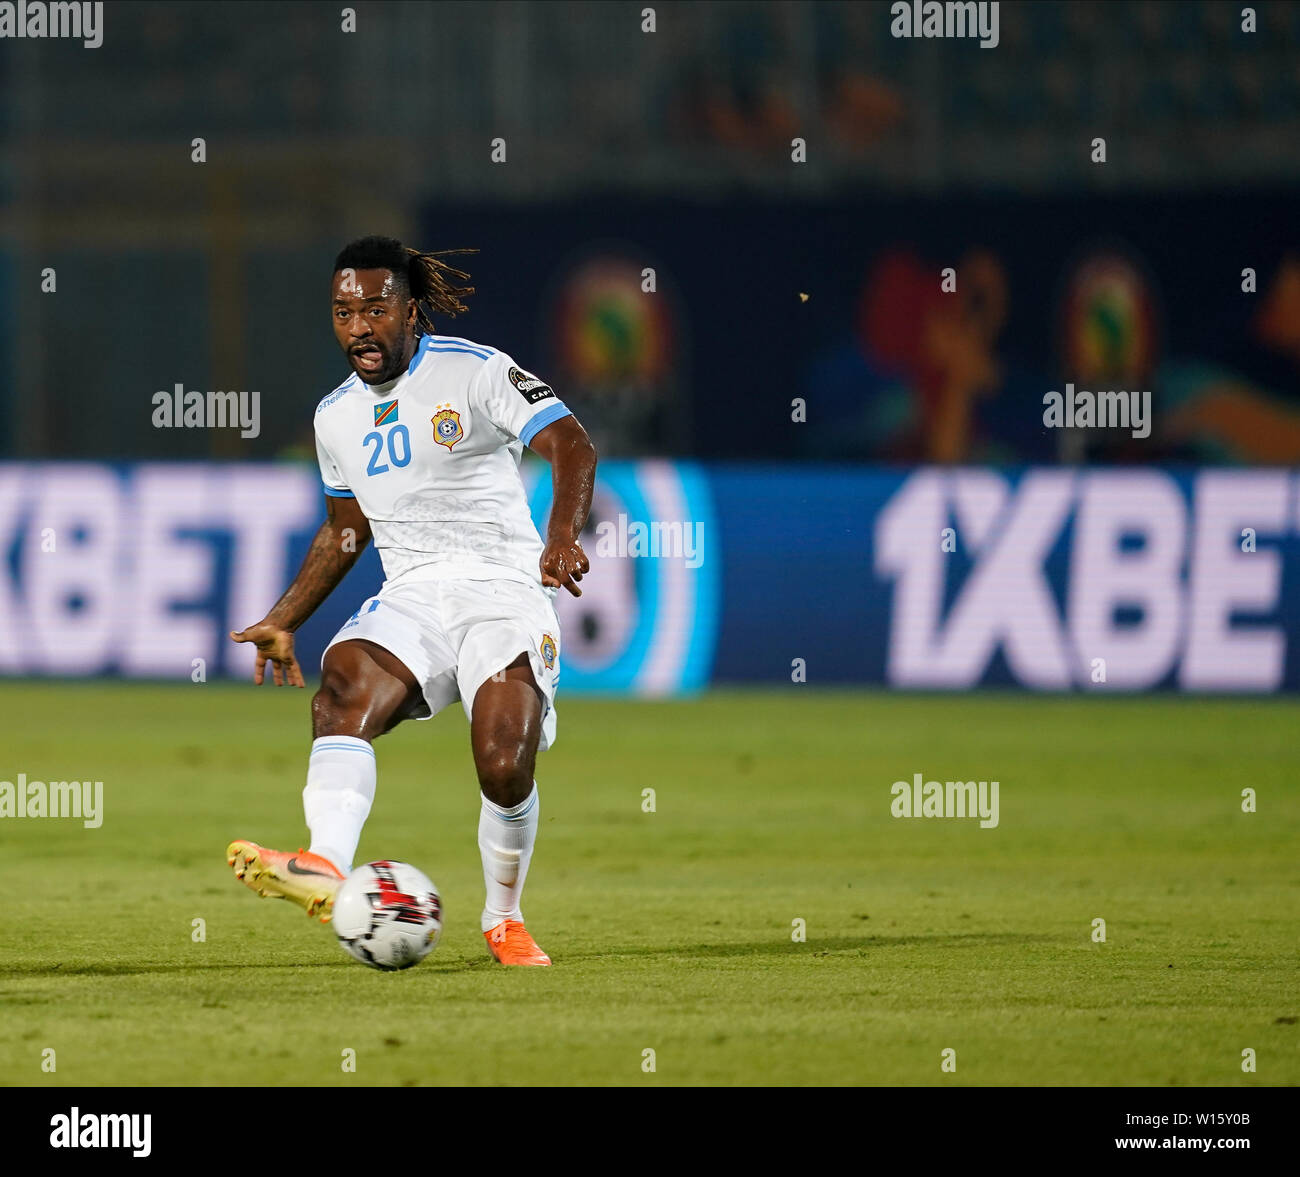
[
  {"x1": 333, "y1": 235, "x2": 477, "y2": 336},
  {"x1": 404, "y1": 246, "x2": 477, "y2": 333}
]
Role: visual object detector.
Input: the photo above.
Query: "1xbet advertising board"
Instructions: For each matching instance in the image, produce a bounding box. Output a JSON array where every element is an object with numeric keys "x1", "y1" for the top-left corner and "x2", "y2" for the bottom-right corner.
[{"x1": 0, "y1": 464, "x2": 1296, "y2": 692}]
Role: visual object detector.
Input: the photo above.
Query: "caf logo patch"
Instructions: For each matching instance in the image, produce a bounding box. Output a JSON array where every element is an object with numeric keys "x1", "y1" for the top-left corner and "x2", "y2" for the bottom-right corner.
[
  {"x1": 540, "y1": 633, "x2": 557, "y2": 670},
  {"x1": 431, "y1": 404, "x2": 464, "y2": 450},
  {"x1": 508, "y1": 365, "x2": 555, "y2": 405}
]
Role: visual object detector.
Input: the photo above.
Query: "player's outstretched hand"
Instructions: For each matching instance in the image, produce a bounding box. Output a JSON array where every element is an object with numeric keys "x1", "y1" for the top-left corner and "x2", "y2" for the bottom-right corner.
[
  {"x1": 229, "y1": 622, "x2": 306, "y2": 687},
  {"x1": 540, "y1": 537, "x2": 590, "y2": 598}
]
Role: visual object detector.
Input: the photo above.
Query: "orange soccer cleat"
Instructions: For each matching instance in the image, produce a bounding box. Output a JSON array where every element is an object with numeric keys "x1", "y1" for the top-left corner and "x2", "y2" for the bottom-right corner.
[
  {"x1": 484, "y1": 919, "x2": 552, "y2": 966},
  {"x1": 227, "y1": 839, "x2": 343, "y2": 923}
]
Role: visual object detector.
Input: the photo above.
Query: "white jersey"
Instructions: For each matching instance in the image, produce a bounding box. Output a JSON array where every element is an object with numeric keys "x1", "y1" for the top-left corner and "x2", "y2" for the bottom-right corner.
[{"x1": 314, "y1": 333, "x2": 571, "y2": 591}]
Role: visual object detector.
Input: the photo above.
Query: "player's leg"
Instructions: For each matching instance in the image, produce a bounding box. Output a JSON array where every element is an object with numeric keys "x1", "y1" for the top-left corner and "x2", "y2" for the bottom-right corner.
[
  {"x1": 229, "y1": 638, "x2": 424, "y2": 921},
  {"x1": 303, "y1": 638, "x2": 424, "y2": 872},
  {"x1": 471, "y1": 652, "x2": 551, "y2": 965}
]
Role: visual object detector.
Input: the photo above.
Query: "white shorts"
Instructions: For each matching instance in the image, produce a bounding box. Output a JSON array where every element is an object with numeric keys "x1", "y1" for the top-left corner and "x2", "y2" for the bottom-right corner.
[{"x1": 323, "y1": 577, "x2": 562, "y2": 750}]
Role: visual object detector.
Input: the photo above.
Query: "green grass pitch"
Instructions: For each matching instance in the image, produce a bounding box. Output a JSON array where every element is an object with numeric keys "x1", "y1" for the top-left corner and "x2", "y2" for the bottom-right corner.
[{"x1": 0, "y1": 683, "x2": 1296, "y2": 1087}]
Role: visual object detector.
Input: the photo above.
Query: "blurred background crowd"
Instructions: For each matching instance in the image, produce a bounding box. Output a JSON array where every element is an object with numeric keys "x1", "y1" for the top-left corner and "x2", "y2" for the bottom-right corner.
[{"x1": 1, "y1": 0, "x2": 1296, "y2": 465}]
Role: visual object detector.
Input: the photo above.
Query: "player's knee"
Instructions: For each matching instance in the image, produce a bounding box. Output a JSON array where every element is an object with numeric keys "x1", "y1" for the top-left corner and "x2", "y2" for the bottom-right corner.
[
  {"x1": 476, "y1": 744, "x2": 534, "y2": 807},
  {"x1": 312, "y1": 661, "x2": 370, "y2": 735}
]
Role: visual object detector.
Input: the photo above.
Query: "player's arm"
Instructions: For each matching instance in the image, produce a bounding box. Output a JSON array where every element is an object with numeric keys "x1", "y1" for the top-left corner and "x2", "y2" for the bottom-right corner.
[
  {"x1": 229, "y1": 494, "x2": 372, "y2": 686},
  {"x1": 528, "y1": 414, "x2": 597, "y2": 597}
]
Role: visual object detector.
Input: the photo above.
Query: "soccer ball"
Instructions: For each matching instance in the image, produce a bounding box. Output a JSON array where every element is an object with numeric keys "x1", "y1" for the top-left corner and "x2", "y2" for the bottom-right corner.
[{"x1": 332, "y1": 860, "x2": 443, "y2": 971}]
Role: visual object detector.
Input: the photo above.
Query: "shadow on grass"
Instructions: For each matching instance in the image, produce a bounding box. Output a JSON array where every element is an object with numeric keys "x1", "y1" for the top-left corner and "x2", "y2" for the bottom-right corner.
[
  {"x1": 0, "y1": 932, "x2": 1055, "y2": 979},
  {"x1": 559, "y1": 931, "x2": 1054, "y2": 962},
  {"x1": 0, "y1": 958, "x2": 486, "y2": 979}
]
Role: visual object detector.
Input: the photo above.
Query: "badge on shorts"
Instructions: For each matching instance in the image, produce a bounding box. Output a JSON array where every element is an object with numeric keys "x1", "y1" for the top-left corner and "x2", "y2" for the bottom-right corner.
[
  {"x1": 431, "y1": 404, "x2": 464, "y2": 450},
  {"x1": 540, "y1": 633, "x2": 557, "y2": 670}
]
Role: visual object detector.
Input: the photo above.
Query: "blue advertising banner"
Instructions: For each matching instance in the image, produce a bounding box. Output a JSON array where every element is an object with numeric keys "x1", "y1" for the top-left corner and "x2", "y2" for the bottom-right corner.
[
  {"x1": 711, "y1": 466, "x2": 1300, "y2": 692},
  {"x1": 0, "y1": 463, "x2": 1296, "y2": 692}
]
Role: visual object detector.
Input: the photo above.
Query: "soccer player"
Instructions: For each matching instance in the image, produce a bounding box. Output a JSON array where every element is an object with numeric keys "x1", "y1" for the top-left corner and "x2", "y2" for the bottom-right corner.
[{"x1": 225, "y1": 236, "x2": 596, "y2": 966}]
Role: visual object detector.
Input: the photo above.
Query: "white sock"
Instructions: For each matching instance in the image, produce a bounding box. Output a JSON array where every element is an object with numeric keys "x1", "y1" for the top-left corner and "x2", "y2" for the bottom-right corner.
[
  {"x1": 303, "y1": 736, "x2": 376, "y2": 876},
  {"x1": 478, "y1": 783, "x2": 539, "y2": 932}
]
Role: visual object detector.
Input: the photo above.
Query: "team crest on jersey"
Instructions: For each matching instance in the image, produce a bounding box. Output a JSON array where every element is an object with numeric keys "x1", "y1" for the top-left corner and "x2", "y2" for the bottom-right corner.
[
  {"x1": 539, "y1": 633, "x2": 557, "y2": 670},
  {"x1": 374, "y1": 399, "x2": 399, "y2": 426},
  {"x1": 431, "y1": 404, "x2": 464, "y2": 450}
]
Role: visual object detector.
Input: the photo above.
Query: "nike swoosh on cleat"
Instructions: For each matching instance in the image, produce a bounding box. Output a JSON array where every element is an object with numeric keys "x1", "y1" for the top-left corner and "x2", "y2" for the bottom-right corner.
[{"x1": 285, "y1": 857, "x2": 326, "y2": 877}]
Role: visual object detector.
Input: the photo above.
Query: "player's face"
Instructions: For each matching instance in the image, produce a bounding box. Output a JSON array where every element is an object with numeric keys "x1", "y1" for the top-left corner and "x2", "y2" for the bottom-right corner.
[{"x1": 331, "y1": 268, "x2": 417, "y2": 384}]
